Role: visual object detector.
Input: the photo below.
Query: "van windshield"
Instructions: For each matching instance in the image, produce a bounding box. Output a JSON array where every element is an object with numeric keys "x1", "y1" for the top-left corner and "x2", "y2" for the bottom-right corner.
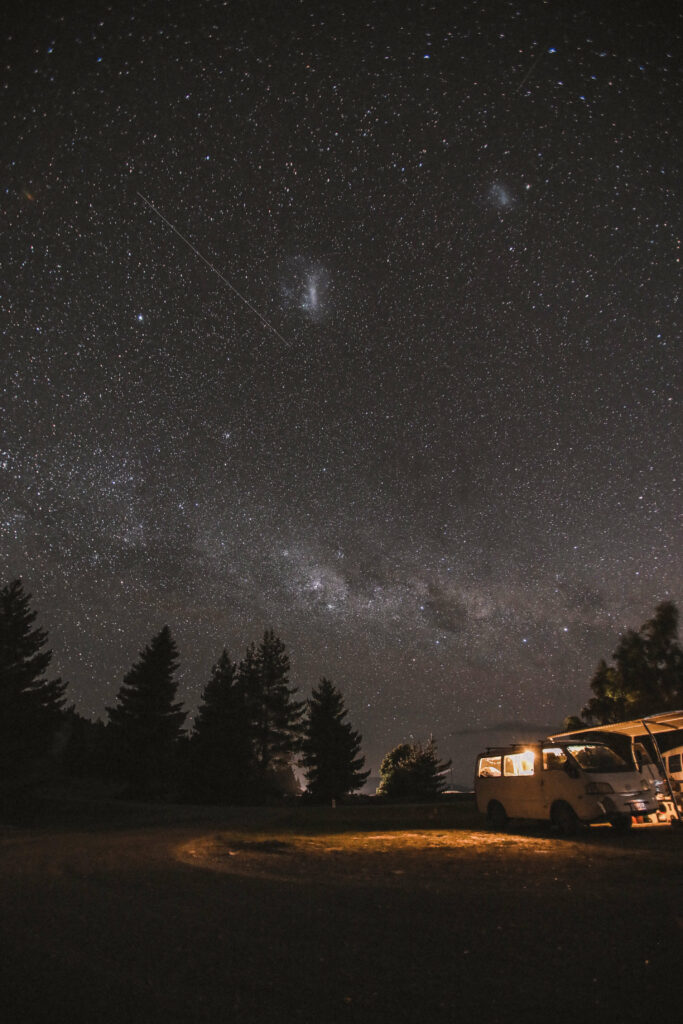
[{"x1": 566, "y1": 744, "x2": 629, "y2": 773}]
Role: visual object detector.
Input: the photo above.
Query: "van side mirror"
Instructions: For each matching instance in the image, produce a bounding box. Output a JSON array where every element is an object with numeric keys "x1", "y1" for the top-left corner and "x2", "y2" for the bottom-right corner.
[{"x1": 564, "y1": 762, "x2": 579, "y2": 779}]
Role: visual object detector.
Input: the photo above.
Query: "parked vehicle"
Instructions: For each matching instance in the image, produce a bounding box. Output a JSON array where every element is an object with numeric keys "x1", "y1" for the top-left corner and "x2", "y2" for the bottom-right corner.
[
  {"x1": 664, "y1": 749, "x2": 683, "y2": 784},
  {"x1": 475, "y1": 740, "x2": 658, "y2": 835},
  {"x1": 550, "y1": 711, "x2": 683, "y2": 824}
]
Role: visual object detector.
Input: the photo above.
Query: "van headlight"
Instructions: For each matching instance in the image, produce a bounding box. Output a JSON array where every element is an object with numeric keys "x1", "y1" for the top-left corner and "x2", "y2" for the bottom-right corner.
[{"x1": 585, "y1": 781, "x2": 614, "y2": 795}]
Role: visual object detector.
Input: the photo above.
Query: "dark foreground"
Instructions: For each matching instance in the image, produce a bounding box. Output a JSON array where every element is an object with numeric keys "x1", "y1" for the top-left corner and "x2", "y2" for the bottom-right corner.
[{"x1": 0, "y1": 799, "x2": 681, "y2": 1023}]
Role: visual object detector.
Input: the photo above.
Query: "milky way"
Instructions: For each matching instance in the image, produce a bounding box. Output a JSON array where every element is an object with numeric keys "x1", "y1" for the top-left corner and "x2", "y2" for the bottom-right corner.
[{"x1": 2, "y1": 0, "x2": 680, "y2": 782}]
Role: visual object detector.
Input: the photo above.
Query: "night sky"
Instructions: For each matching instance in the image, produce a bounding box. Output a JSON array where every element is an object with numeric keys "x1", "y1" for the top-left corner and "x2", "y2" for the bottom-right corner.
[{"x1": 2, "y1": 0, "x2": 681, "y2": 784}]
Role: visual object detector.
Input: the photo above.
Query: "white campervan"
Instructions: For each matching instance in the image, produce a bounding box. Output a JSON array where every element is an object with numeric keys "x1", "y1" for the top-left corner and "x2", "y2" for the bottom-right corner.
[
  {"x1": 475, "y1": 740, "x2": 658, "y2": 834},
  {"x1": 550, "y1": 710, "x2": 683, "y2": 824}
]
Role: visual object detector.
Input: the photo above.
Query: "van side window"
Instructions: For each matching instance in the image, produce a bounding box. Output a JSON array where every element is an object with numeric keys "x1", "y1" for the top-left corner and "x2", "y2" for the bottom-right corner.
[
  {"x1": 668, "y1": 753, "x2": 682, "y2": 774},
  {"x1": 503, "y1": 750, "x2": 535, "y2": 776},
  {"x1": 542, "y1": 747, "x2": 568, "y2": 771},
  {"x1": 478, "y1": 755, "x2": 502, "y2": 777}
]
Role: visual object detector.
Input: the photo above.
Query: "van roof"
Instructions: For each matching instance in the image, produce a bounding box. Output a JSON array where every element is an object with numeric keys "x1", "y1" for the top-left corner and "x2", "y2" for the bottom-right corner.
[
  {"x1": 480, "y1": 743, "x2": 539, "y2": 755},
  {"x1": 478, "y1": 737, "x2": 628, "y2": 757},
  {"x1": 479, "y1": 739, "x2": 613, "y2": 756}
]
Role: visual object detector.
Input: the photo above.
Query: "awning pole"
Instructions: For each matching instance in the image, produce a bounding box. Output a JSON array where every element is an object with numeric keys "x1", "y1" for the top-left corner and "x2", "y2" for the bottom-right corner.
[{"x1": 643, "y1": 720, "x2": 682, "y2": 823}]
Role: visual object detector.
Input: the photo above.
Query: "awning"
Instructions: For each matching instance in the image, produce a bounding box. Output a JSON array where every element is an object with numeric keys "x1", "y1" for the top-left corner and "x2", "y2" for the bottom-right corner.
[{"x1": 549, "y1": 710, "x2": 683, "y2": 741}]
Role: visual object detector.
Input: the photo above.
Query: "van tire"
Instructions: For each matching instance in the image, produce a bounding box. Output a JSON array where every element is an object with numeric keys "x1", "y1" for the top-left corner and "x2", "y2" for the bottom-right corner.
[
  {"x1": 551, "y1": 801, "x2": 579, "y2": 837},
  {"x1": 487, "y1": 801, "x2": 508, "y2": 829},
  {"x1": 610, "y1": 814, "x2": 632, "y2": 833}
]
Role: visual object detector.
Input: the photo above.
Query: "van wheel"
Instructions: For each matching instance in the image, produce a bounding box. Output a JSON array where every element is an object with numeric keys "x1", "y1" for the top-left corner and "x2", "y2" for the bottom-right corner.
[
  {"x1": 551, "y1": 801, "x2": 579, "y2": 837},
  {"x1": 610, "y1": 814, "x2": 632, "y2": 833},
  {"x1": 487, "y1": 801, "x2": 508, "y2": 829}
]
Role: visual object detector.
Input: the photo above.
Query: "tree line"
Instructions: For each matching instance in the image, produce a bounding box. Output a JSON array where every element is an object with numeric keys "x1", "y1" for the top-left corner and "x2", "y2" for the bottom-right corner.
[
  {"x1": 7, "y1": 576, "x2": 677, "y2": 811},
  {"x1": 0, "y1": 577, "x2": 453, "y2": 809},
  {"x1": 0, "y1": 579, "x2": 371, "y2": 806}
]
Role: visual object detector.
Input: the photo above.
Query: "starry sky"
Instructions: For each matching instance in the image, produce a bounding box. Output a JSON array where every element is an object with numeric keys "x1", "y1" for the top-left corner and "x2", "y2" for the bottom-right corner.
[{"x1": 2, "y1": 0, "x2": 681, "y2": 784}]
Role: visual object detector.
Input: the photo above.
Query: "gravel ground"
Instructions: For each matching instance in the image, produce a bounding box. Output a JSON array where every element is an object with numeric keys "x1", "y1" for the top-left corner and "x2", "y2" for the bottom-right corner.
[{"x1": 0, "y1": 801, "x2": 681, "y2": 1023}]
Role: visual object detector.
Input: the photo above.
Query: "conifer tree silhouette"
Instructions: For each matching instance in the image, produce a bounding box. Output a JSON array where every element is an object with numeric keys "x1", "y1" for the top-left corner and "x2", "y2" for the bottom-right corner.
[
  {"x1": 107, "y1": 626, "x2": 185, "y2": 797},
  {"x1": 301, "y1": 677, "x2": 369, "y2": 802},
  {"x1": 0, "y1": 579, "x2": 67, "y2": 782}
]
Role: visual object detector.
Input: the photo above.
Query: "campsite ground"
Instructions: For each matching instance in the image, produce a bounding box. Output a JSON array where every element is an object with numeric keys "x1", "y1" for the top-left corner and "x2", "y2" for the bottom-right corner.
[{"x1": 0, "y1": 797, "x2": 680, "y2": 1023}]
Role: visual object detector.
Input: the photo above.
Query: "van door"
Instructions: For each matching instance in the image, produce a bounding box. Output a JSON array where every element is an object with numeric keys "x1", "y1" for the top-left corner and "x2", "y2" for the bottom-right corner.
[
  {"x1": 500, "y1": 748, "x2": 539, "y2": 817},
  {"x1": 540, "y1": 746, "x2": 578, "y2": 816}
]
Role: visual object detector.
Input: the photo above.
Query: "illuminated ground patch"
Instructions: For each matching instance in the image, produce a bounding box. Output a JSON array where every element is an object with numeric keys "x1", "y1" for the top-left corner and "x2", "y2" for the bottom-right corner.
[{"x1": 177, "y1": 828, "x2": 583, "y2": 891}]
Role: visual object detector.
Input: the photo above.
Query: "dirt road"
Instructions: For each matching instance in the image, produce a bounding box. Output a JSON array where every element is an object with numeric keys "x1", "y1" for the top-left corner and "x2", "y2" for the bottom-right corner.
[{"x1": 0, "y1": 806, "x2": 681, "y2": 1023}]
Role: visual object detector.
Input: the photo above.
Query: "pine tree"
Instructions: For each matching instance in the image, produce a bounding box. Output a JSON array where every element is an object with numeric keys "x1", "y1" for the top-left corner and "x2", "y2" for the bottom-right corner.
[
  {"x1": 189, "y1": 649, "x2": 256, "y2": 803},
  {"x1": 0, "y1": 579, "x2": 67, "y2": 781},
  {"x1": 377, "y1": 738, "x2": 452, "y2": 801},
  {"x1": 301, "y1": 678, "x2": 369, "y2": 802},
  {"x1": 239, "y1": 630, "x2": 304, "y2": 797},
  {"x1": 106, "y1": 626, "x2": 186, "y2": 797}
]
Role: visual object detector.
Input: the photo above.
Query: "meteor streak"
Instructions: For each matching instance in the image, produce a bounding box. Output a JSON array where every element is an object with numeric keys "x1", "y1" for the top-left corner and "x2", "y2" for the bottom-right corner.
[
  {"x1": 514, "y1": 47, "x2": 549, "y2": 93},
  {"x1": 137, "y1": 192, "x2": 289, "y2": 346}
]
